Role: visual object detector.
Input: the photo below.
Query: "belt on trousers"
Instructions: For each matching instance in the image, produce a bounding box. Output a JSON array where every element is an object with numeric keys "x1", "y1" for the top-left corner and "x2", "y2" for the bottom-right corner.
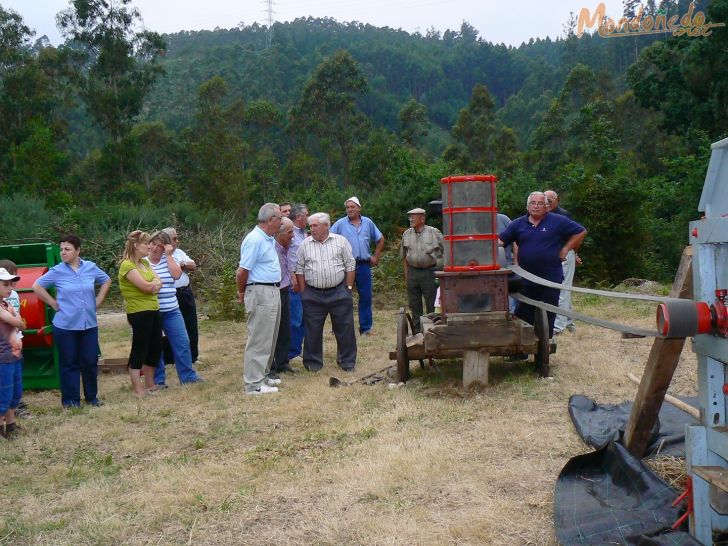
[
  {"x1": 247, "y1": 282, "x2": 279, "y2": 287},
  {"x1": 409, "y1": 264, "x2": 436, "y2": 270},
  {"x1": 176, "y1": 285, "x2": 192, "y2": 291},
  {"x1": 356, "y1": 259, "x2": 371, "y2": 264},
  {"x1": 308, "y1": 282, "x2": 343, "y2": 291}
]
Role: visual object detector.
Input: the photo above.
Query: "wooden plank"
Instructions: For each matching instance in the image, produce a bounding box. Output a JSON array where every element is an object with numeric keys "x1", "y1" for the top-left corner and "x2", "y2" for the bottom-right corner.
[
  {"x1": 463, "y1": 350, "x2": 489, "y2": 387},
  {"x1": 98, "y1": 357, "x2": 128, "y2": 375},
  {"x1": 445, "y1": 312, "x2": 508, "y2": 325},
  {"x1": 424, "y1": 321, "x2": 531, "y2": 352},
  {"x1": 624, "y1": 246, "x2": 693, "y2": 457},
  {"x1": 693, "y1": 466, "x2": 728, "y2": 494}
]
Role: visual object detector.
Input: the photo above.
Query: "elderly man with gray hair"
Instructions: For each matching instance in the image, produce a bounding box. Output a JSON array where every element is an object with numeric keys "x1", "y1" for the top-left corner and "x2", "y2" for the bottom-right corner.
[
  {"x1": 498, "y1": 191, "x2": 586, "y2": 340},
  {"x1": 236, "y1": 203, "x2": 283, "y2": 395},
  {"x1": 286, "y1": 203, "x2": 309, "y2": 365},
  {"x1": 161, "y1": 226, "x2": 200, "y2": 365},
  {"x1": 295, "y1": 212, "x2": 357, "y2": 371},
  {"x1": 270, "y1": 217, "x2": 298, "y2": 377}
]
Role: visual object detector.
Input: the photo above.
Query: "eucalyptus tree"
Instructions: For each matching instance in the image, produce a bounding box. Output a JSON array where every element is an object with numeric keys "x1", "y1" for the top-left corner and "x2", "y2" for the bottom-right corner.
[
  {"x1": 57, "y1": 0, "x2": 165, "y2": 179},
  {"x1": 289, "y1": 49, "x2": 369, "y2": 187}
]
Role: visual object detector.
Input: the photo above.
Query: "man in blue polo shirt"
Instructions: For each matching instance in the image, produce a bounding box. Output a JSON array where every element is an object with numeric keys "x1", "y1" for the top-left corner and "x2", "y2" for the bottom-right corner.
[
  {"x1": 331, "y1": 196, "x2": 384, "y2": 336},
  {"x1": 236, "y1": 203, "x2": 283, "y2": 395},
  {"x1": 498, "y1": 191, "x2": 586, "y2": 338}
]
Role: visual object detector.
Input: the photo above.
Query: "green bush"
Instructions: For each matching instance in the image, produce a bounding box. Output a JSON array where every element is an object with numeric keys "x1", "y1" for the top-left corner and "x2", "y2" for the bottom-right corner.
[{"x1": 0, "y1": 194, "x2": 52, "y2": 244}]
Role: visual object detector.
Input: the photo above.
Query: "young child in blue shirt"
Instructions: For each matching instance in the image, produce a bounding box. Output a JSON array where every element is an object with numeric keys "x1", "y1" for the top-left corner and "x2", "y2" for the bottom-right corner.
[{"x1": 0, "y1": 266, "x2": 25, "y2": 439}]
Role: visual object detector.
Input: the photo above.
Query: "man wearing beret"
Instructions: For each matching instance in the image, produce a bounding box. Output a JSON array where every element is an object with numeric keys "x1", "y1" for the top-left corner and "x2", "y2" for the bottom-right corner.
[{"x1": 400, "y1": 208, "x2": 444, "y2": 333}]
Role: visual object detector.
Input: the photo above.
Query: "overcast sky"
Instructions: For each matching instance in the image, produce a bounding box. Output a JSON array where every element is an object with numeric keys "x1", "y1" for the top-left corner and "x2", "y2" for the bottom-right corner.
[{"x1": 3, "y1": 0, "x2": 630, "y2": 47}]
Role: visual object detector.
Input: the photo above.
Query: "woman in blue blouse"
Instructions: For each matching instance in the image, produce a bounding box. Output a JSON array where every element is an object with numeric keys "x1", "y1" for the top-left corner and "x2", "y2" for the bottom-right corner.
[{"x1": 33, "y1": 234, "x2": 112, "y2": 408}]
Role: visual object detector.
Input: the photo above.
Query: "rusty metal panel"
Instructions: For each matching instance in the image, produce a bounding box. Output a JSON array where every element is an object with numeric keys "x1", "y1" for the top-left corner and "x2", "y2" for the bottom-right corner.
[{"x1": 437, "y1": 270, "x2": 509, "y2": 315}]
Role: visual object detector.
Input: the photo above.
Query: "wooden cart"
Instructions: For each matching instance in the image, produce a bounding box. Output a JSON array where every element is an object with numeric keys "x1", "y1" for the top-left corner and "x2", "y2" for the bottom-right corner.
[{"x1": 390, "y1": 270, "x2": 552, "y2": 386}]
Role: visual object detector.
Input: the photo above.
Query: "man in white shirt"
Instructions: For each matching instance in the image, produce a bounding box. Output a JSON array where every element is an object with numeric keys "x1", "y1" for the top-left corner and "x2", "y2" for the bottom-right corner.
[
  {"x1": 295, "y1": 213, "x2": 357, "y2": 371},
  {"x1": 162, "y1": 227, "x2": 200, "y2": 363}
]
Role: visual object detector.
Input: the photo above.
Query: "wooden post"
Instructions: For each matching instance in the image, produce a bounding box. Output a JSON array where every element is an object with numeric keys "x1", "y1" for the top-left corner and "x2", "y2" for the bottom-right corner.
[
  {"x1": 624, "y1": 246, "x2": 693, "y2": 457},
  {"x1": 463, "y1": 350, "x2": 489, "y2": 387}
]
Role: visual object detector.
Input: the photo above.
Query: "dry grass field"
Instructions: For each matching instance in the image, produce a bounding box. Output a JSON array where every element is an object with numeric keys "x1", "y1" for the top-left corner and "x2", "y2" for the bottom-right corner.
[{"x1": 1, "y1": 292, "x2": 697, "y2": 545}]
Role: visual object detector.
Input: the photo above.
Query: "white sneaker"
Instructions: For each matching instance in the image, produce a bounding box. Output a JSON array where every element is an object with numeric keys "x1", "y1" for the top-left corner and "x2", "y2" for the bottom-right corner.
[
  {"x1": 247, "y1": 384, "x2": 279, "y2": 395},
  {"x1": 266, "y1": 377, "x2": 282, "y2": 386}
]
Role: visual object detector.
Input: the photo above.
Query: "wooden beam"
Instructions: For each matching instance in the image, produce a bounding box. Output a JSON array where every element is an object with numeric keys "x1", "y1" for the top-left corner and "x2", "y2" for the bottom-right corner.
[
  {"x1": 424, "y1": 319, "x2": 535, "y2": 353},
  {"x1": 463, "y1": 350, "x2": 489, "y2": 387},
  {"x1": 624, "y1": 246, "x2": 693, "y2": 457}
]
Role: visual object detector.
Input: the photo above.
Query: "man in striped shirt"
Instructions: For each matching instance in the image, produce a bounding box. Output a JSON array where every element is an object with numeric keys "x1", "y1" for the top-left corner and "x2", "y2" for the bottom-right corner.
[{"x1": 295, "y1": 213, "x2": 357, "y2": 372}]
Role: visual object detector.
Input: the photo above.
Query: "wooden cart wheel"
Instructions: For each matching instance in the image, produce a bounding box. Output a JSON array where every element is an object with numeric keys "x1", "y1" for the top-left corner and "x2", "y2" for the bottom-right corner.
[
  {"x1": 534, "y1": 306, "x2": 550, "y2": 378},
  {"x1": 396, "y1": 307, "x2": 410, "y2": 382}
]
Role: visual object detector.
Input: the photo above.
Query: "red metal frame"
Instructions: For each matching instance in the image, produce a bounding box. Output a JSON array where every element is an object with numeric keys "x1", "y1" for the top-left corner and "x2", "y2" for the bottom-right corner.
[{"x1": 441, "y1": 174, "x2": 500, "y2": 272}]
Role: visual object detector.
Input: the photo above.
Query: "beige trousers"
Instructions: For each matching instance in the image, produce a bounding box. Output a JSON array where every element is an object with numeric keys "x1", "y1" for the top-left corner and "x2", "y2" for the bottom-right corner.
[{"x1": 243, "y1": 285, "x2": 281, "y2": 392}]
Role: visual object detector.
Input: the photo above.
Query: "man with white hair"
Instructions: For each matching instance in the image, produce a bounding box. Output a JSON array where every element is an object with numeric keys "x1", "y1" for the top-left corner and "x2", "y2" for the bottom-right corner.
[
  {"x1": 544, "y1": 189, "x2": 579, "y2": 334},
  {"x1": 330, "y1": 196, "x2": 384, "y2": 336},
  {"x1": 236, "y1": 203, "x2": 283, "y2": 394},
  {"x1": 498, "y1": 191, "x2": 586, "y2": 339},
  {"x1": 270, "y1": 217, "x2": 297, "y2": 377},
  {"x1": 295, "y1": 212, "x2": 357, "y2": 371},
  {"x1": 286, "y1": 203, "x2": 309, "y2": 364}
]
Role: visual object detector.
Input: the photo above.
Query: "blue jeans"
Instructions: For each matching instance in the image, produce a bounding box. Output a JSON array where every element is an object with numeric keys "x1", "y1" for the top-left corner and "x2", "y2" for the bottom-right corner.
[
  {"x1": 0, "y1": 359, "x2": 23, "y2": 413},
  {"x1": 154, "y1": 308, "x2": 200, "y2": 385},
  {"x1": 54, "y1": 327, "x2": 99, "y2": 407},
  {"x1": 355, "y1": 262, "x2": 373, "y2": 334},
  {"x1": 288, "y1": 289, "x2": 304, "y2": 360}
]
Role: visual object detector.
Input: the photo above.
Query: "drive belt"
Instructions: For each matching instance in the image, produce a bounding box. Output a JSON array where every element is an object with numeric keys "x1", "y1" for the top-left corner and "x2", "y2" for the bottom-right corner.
[
  {"x1": 507, "y1": 264, "x2": 696, "y2": 339},
  {"x1": 510, "y1": 292, "x2": 664, "y2": 338},
  {"x1": 508, "y1": 264, "x2": 672, "y2": 303}
]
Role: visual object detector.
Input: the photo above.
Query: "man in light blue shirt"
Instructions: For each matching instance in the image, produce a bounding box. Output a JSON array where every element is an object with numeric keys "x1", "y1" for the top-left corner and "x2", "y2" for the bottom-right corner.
[
  {"x1": 236, "y1": 203, "x2": 283, "y2": 395},
  {"x1": 330, "y1": 196, "x2": 384, "y2": 335}
]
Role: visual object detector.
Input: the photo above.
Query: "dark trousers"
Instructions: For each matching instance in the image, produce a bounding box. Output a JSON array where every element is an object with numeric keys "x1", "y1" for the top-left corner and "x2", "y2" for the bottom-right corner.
[
  {"x1": 272, "y1": 288, "x2": 291, "y2": 372},
  {"x1": 514, "y1": 282, "x2": 560, "y2": 338},
  {"x1": 54, "y1": 326, "x2": 99, "y2": 407},
  {"x1": 127, "y1": 311, "x2": 163, "y2": 370},
  {"x1": 406, "y1": 265, "x2": 437, "y2": 333},
  {"x1": 301, "y1": 283, "x2": 357, "y2": 371},
  {"x1": 163, "y1": 285, "x2": 199, "y2": 363}
]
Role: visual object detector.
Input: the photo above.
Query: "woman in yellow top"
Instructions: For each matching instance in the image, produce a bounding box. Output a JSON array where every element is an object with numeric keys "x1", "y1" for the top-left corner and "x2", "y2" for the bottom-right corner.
[{"x1": 119, "y1": 231, "x2": 163, "y2": 397}]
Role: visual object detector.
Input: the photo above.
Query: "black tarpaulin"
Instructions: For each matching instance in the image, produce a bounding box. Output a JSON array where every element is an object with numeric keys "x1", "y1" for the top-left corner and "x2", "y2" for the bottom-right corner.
[
  {"x1": 554, "y1": 441, "x2": 699, "y2": 545},
  {"x1": 554, "y1": 395, "x2": 703, "y2": 545},
  {"x1": 568, "y1": 394, "x2": 699, "y2": 458}
]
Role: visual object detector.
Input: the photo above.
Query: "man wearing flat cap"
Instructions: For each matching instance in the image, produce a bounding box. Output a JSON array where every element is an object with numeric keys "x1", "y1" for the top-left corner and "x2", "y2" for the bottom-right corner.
[
  {"x1": 400, "y1": 208, "x2": 444, "y2": 333},
  {"x1": 331, "y1": 196, "x2": 384, "y2": 336}
]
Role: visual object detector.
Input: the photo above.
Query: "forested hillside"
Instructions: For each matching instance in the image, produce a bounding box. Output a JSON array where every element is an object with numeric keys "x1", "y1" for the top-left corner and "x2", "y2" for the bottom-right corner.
[{"x1": 0, "y1": 0, "x2": 726, "y2": 294}]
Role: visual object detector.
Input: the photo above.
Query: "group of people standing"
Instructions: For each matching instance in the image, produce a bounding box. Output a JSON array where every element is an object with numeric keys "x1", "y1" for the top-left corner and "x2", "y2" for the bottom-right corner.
[
  {"x1": 398, "y1": 189, "x2": 586, "y2": 342},
  {"x1": 236, "y1": 198, "x2": 386, "y2": 395},
  {"x1": 0, "y1": 188, "x2": 587, "y2": 434},
  {"x1": 0, "y1": 228, "x2": 203, "y2": 438},
  {"x1": 117, "y1": 229, "x2": 203, "y2": 397}
]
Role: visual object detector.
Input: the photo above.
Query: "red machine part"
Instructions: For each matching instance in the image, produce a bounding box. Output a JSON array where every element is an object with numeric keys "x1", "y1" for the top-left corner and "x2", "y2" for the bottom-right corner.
[
  {"x1": 656, "y1": 289, "x2": 728, "y2": 338},
  {"x1": 714, "y1": 289, "x2": 728, "y2": 337},
  {"x1": 671, "y1": 476, "x2": 693, "y2": 530},
  {"x1": 14, "y1": 266, "x2": 53, "y2": 348}
]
